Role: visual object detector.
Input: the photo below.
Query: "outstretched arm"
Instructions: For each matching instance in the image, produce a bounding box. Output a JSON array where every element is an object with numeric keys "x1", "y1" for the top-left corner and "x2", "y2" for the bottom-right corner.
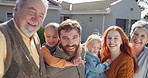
[{"x1": 41, "y1": 46, "x2": 74, "y2": 68}]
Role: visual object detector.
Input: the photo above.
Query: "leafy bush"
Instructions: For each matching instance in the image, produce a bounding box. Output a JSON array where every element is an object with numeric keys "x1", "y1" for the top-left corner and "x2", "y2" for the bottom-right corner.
[{"x1": 37, "y1": 27, "x2": 45, "y2": 45}]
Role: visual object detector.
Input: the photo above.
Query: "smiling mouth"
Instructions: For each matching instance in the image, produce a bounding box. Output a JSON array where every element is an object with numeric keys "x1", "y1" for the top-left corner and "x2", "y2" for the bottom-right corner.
[
  {"x1": 27, "y1": 22, "x2": 36, "y2": 27},
  {"x1": 67, "y1": 47, "x2": 75, "y2": 51},
  {"x1": 27, "y1": 20, "x2": 38, "y2": 27},
  {"x1": 109, "y1": 44, "x2": 116, "y2": 47}
]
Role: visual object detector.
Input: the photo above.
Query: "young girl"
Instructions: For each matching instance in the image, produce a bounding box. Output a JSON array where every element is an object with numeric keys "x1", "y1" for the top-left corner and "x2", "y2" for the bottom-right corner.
[
  {"x1": 84, "y1": 34, "x2": 111, "y2": 78},
  {"x1": 41, "y1": 22, "x2": 83, "y2": 69},
  {"x1": 100, "y1": 26, "x2": 139, "y2": 78}
]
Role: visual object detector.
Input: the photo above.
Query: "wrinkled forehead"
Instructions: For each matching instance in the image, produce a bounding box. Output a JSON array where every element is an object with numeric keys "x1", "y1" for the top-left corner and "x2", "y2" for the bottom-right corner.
[
  {"x1": 20, "y1": 0, "x2": 48, "y2": 14},
  {"x1": 134, "y1": 27, "x2": 148, "y2": 35}
]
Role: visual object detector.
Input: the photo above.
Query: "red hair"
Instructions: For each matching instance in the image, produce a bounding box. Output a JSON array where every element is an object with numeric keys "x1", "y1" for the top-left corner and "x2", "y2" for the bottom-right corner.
[{"x1": 100, "y1": 26, "x2": 138, "y2": 72}]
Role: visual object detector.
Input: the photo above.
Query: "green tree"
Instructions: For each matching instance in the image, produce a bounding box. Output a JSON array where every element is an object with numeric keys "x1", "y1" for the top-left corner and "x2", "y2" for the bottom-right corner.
[{"x1": 37, "y1": 27, "x2": 45, "y2": 46}]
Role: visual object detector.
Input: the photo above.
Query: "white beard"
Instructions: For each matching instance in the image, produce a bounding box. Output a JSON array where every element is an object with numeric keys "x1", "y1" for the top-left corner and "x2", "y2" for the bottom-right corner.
[{"x1": 21, "y1": 27, "x2": 37, "y2": 37}]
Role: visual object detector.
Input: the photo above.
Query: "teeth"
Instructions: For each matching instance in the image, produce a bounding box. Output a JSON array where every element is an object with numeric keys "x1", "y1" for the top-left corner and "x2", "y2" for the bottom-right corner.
[
  {"x1": 110, "y1": 44, "x2": 115, "y2": 46},
  {"x1": 67, "y1": 47, "x2": 74, "y2": 50},
  {"x1": 27, "y1": 20, "x2": 38, "y2": 26}
]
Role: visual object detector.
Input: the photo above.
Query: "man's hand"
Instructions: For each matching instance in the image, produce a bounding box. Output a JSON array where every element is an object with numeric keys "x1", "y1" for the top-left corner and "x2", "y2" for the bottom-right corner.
[{"x1": 71, "y1": 57, "x2": 85, "y2": 66}]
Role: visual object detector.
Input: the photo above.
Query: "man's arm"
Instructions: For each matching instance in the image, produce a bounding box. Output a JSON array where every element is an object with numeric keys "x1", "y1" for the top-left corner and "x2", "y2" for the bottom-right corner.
[{"x1": 0, "y1": 31, "x2": 7, "y2": 77}]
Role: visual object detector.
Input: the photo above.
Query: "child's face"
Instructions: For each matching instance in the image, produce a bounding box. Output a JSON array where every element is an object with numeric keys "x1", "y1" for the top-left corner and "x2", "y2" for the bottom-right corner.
[
  {"x1": 44, "y1": 28, "x2": 59, "y2": 47},
  {"x1": 89, "y1": 40, "x2": 101, "y2": 55}
]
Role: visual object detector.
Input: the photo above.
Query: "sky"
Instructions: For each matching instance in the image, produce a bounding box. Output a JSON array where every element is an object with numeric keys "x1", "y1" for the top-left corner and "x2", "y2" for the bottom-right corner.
[
  {"x1": 60, "y1": 0, "x2": 100, "y2": 3},
  {"x1": 138, "y1": 1, "x2": 148, "y2": 18}
]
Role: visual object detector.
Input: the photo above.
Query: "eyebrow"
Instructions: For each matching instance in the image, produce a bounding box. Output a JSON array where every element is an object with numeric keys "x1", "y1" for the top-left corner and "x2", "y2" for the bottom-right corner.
[{"x1": 28, "y1": 7, "x2": 44, "y2": 16}]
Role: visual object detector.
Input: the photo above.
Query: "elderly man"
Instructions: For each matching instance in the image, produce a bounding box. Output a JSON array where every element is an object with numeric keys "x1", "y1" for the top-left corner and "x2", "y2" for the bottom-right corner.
[{"x1": 0, "y1": 0, "x2": 48, "y2": 77}]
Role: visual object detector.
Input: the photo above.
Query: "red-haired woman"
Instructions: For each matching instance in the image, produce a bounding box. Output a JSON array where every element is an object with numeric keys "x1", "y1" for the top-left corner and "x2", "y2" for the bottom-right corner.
[{"x1": 100, "y1": 26, "x2": 138, "y2": 78}]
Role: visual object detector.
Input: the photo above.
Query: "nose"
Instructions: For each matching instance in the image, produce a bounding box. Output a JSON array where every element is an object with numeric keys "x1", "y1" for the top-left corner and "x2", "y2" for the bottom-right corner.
[
  {"x1": 110, "y1": 38, "x2": 115, "y2": 43},
  {"x1": 31, "y1": 13, "x2": 40, "y2": 22},
  {"x1": 67, "y1": 39, "x2": 74, "y2": 46},
  {"x1": 31, "y1": 16, "x2": 37, "y2": 21}
]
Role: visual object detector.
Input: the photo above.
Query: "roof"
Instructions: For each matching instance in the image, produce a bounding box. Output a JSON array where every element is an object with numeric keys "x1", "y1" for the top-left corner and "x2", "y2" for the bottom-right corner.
[
  {"x1": 48, "y1": 0, "x2": 61, "y2": 10},
  {"x1": 0, "y1": 0, "x2": 61, "y2": 10},
  {"x1": 72, "y1": 0, "x2": 118, "y2": 11},
  {"x1": 61, "y1": 0, "x2": 118, "y2": 14},
  {"x1": 61, "y1": 0, "x2": 118, "y2": 11}
]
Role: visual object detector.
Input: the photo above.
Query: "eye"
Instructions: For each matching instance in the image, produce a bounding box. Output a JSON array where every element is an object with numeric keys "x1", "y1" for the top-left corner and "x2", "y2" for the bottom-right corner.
[
  {"x1": 107, "y1": 37, "x2": 111, "y2": 39},
  {"x1": 62, "y1": 36, "x2": 68, "y2": 41},
  {"x1": 73, "y1": 35, "x2": 78, "y2": 40},
  {"x1": 141, "y1": 34, "x2": 146, "y2": 38},
  {"x1": 28, "y1": 9, "x2": 35, "y2": 15},
  {"x1": 114, "y1": 37, "x2": 118, "y2": 40},
  {"x1": 28, "y1": 11, "x2": 34, "y2": 16},
  {"x1": 53, "y1": 36, "x2": 58, "y2": 39},
  {"x1": 39, "y1": 15, "x2": 44, "y2": 20},
  {"x1": 133, "y1": 33, "x2": 138, "y2": 37},
  {"x1": 47, "y1": 36, "x2": 50, "y2": 38}
]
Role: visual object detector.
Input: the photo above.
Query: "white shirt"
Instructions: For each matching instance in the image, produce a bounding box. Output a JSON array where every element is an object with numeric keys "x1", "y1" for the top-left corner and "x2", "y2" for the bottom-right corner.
[{"x1": 134, "y1": 46, "x2": 148, "y2": 78}]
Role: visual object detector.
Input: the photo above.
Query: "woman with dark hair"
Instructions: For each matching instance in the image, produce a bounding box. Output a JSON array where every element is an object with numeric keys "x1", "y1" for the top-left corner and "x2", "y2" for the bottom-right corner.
[{"x1": 100, "y1": 26, "x2": 138, "y2": 78}]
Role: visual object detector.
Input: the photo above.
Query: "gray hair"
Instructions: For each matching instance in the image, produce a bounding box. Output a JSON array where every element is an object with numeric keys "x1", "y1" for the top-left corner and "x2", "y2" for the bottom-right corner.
[
  {"x1": 130, "y1": 20, "x2": 148, "y2": 36},
  {"x1": 16, "y1": 0, "x2": 49, "y2": 17}
]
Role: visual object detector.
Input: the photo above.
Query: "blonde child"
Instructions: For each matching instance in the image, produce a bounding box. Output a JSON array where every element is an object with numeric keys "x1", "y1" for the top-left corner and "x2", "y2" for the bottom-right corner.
[{"x1": 84, "y1": 34, "x2": 111, "y2": 78}]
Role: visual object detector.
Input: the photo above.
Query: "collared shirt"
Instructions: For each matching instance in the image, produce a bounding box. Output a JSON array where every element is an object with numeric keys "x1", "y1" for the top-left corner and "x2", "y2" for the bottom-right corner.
[
  {"x1": 0, "y1": 19, "x2": 39, "y2": 77},
  {"x1": 134, "y1": 46, "x2": 148, "y2": 78}
]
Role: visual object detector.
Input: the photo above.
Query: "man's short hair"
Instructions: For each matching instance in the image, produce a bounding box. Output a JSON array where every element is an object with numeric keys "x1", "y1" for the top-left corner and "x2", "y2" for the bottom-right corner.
[{"x1": 58, "y1": 19, "x2": 82, "y2": 37}]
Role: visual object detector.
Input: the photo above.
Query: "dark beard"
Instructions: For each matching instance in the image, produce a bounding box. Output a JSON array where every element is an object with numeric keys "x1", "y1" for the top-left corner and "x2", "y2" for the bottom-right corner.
[{"x1": 59, "y1": 43, "x2": 79, "y2": 56}]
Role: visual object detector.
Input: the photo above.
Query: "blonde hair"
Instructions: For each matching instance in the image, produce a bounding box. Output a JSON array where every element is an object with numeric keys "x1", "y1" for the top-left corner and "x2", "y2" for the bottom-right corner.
[
  {"x1": 45, "y1": 22, "x2": 59, "y2": 31},
  {"x1": 84, "y1": 34, "x2": 102, "y2": 52}
]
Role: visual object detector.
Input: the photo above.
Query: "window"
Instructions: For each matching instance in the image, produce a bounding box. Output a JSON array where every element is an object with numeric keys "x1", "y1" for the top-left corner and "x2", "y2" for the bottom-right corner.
[
  {"x1": 6, "y1": 0, "x2": 16, "y2": 1},
  {"x1": 6, "y1": 12, "x2": 13, "y2": 20},
  {"x1": 116, "y1": 19, "x2": 127, "y2": 31}
]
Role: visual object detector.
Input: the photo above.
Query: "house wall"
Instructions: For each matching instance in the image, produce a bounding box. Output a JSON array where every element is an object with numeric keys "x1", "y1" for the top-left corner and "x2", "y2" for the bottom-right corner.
[
  {"x1": 0, "y1": 5, "x2": 13, "y2": 22},
  {"x1": 110, "y1": 0, "x2": 140, "y2": 19},
  {"x1": 101, "y1": 14, "x2": 114, "y2": 33},
  {"x1": 109, "y1": 0, "x2": 141, "y2": 35},
  {"x1": 42, "y1": 9, "x2": 61, "y2": 27},
  {"x1": 71, "y1": 14, "x2": 105, "y2": 42}
]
